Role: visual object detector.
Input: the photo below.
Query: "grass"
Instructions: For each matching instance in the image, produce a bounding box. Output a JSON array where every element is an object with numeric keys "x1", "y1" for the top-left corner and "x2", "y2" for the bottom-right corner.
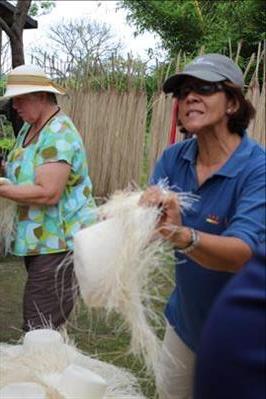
[{"x1": 0, "y1": 255, "x2": 174, "y2": 398}]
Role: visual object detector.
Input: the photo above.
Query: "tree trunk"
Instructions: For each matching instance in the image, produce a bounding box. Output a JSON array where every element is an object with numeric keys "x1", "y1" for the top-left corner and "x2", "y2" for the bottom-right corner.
[
  {"x1": 10, "y1": 34, "x2": 25, "y2": 67},
  {"x1": 0, "y1": 0, "x2": 32, "y2": 135}
]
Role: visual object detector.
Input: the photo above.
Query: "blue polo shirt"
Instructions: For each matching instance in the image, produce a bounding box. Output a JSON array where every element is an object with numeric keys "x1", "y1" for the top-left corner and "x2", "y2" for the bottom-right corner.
[{"x1": 150, "y1": 134, "x2": 265, "y2": 352}]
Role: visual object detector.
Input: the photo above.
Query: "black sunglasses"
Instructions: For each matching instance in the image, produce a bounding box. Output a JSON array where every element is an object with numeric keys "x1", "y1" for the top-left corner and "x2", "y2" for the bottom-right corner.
[{"x1": 174, "y1": 82, "x2": 224, "y2": 100}]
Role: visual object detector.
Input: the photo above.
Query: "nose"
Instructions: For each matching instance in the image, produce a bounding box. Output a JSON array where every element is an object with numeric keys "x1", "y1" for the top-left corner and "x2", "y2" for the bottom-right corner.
[{"x1": 184, "y1": 91, "x2": 200, "y2": 103}]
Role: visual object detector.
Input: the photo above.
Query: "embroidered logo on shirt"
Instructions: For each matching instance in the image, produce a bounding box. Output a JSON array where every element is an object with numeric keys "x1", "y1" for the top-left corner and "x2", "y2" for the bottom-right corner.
[
  {"x1": 206, "y1": 215, "x2": 220, "y2": 224},
  {"x1": 206, "y1": 215, "x2": 229, "y2": 227}
]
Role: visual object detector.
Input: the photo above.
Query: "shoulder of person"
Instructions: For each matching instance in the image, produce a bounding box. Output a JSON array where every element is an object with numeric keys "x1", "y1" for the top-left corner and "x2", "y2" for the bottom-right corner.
[
  {"x1": 245, "y1": 136, "x2": 265, "y2": 169},
  {"x1": 48, "y1": 113, "x2": 79, "y2": 135},
  {"x1": 161, "y1": 137, "x2": 195, "y2": 159}
]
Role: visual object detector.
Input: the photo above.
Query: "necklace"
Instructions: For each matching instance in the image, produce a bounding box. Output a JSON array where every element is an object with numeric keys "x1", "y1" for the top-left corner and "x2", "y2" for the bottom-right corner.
[{"x1": 23, "y1": 106, "x2": 61, "y2": 147}]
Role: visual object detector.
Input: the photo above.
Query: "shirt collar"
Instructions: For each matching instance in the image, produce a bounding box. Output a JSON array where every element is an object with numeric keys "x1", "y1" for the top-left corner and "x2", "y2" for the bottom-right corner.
[{"x1": 182, "y1": 133, "x2": 255, "y2": 177}]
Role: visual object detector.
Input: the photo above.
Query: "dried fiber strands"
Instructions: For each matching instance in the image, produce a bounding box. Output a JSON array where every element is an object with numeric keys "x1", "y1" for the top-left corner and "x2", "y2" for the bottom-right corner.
[
  {"x1": 0, "y1": 178, "x2": 16, "y2": 255},
  {"x1": 59, "y1": 90, "x2": 147, "y2": 197},
  {"x1": 246, "y1": 76, "x2": 261, "y2": 139},
  {"x1": 0, "y1": 329, "x2": 146, "y2": 399},
  {"x1": 0, "y1": 382, "x2": 47, "y2": 399},
  {"x1": 74, "y1": 188, "x2": 195, "y2": 373},
  {"x1": 253, "y1": 79, "x2": 265, "y2": 147}
]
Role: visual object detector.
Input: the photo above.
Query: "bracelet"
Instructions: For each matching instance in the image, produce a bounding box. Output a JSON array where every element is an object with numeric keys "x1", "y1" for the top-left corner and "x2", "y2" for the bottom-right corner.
[{"x1": 177, "y1": 228, "x2": 200, "y2": 254}]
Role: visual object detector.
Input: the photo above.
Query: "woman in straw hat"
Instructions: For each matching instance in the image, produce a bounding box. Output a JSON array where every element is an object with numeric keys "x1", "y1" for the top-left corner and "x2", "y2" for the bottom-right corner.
[
  {"x1": 140, "y1": 53, "x2": 265, "y2": 399},
  {"x1": 0, "y1": 64, "x2": 96, "y2": 331}
]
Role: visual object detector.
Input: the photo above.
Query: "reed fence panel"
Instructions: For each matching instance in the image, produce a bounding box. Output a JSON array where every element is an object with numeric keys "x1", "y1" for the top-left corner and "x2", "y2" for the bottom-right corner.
[{"x1": 59, "y1": 89, "x2": 147, "y2": 198}]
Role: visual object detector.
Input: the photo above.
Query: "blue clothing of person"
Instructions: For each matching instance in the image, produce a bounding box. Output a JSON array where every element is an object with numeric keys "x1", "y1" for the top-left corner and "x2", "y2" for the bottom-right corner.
[
  {"x1": 194, "y1": 244, "x2": 266, "y2": 399},
  {"x1": 150, "y1": 133, "x2": 265, "y2": 352}
]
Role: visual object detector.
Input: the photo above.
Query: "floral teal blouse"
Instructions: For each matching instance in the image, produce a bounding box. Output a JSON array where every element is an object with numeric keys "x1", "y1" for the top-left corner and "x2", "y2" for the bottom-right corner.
[{"x1": 6, "y1": 112, "x2": 96, "y2": 256}]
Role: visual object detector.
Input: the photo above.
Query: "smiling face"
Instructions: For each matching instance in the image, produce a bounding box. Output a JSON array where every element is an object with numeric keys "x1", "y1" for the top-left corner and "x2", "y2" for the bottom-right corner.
[
  {"x1": 177, "y1": 77, "x2": 235, "y2": 136},
  {"x1": 12, "y1": 93, "x2": 45, "y2": 124}
]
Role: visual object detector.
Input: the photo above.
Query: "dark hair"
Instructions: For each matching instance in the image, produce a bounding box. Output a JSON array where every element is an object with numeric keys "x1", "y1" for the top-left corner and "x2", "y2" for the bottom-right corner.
[
  {"x1": 33, "y1": 91, "x2": 58, "y2": 105},
  {"x1": 222, "y1": 81, "x2": 255, "y2": 136},
  {"x1": 46, "y1": 92, "x2": 58, "y2": 105}
]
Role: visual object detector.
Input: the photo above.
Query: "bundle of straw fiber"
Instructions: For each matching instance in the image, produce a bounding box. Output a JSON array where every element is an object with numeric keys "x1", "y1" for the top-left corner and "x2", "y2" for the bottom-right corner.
[
  {"x1": 74, "y1": 187, "x2": 195, "y2": 373},
  {"x1": 0, "y1": 382, "x2": 47, "y2": 399},
  {"x1": 0, "y1": 178, "x2": 16, "y2": 255},
  {"x1": 0, "y1": 329, "x2": 146, "y2": 399}
]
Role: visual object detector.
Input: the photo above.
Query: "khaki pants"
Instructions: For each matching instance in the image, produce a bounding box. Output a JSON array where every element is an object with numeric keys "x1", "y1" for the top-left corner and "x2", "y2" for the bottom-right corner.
[{"x1": 156, "y1": 323, "x2": 196, "y2": 399}]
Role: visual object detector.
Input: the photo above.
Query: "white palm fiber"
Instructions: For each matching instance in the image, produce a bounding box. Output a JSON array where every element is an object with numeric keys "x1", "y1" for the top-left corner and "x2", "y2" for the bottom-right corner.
[
  {"x1": 0, "y1": 382, "x2": 47, "y2": 399},
  {"x1": 0, "y1": 178, "x2": 16, "y2": 255},
  {"x1": 74, "y1": 187, "x2": 195, "y2": 373},
  {"x1": 41, "y1": 364, "x2": 108, "y2": 399},
  {"x1": 0, "y1": 329, "x2": 146, "y2": 399}
]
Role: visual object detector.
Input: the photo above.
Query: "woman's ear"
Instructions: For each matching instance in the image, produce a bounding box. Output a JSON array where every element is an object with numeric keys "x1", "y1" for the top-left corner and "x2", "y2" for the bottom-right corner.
[
  {"x1": 226, "y1": 99, "x2": 239, "y2": 115},
  {"x1": 226, "y1": 96, "x2": 240, "y2": 115}
]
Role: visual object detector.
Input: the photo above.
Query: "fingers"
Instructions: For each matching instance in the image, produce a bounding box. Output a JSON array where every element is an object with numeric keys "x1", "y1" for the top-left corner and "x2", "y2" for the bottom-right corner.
[
  {"x1": 139, "y1": 186, "x2": 180, "y2": 210},
  {"x1": 139, "y1": 186, "x2": 163, "y2": 207},
  {"x1": 156, "y1": 224, "x2": 183, "y2": 242},
  {"x1": 139, "y1": 187, "x2": 182, "y2": 234}
]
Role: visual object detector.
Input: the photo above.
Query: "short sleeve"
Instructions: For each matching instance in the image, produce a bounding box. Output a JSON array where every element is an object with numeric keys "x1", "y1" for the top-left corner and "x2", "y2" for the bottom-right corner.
[{"x1": 222, "y1": 159, "x2": 266, "y2": 252}]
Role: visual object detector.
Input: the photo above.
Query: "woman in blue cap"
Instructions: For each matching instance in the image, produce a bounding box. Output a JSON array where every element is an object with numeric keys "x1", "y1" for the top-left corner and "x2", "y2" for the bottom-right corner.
[{"x1": 140, "y1": 53, "x2": 265, "y2": 399}]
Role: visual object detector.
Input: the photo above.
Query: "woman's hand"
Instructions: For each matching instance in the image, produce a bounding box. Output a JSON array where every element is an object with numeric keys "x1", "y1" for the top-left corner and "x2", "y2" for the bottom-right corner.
[
  {"x1": 139, "y1": 186, "x2": 183, "y2": 243},
  {"x1": 140, "y1": 186, "x2": 252, "y2": 271}
]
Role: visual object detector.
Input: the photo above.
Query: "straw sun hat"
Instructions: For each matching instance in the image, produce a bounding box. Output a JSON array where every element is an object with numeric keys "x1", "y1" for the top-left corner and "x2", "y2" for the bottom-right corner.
[{"x1": 1, "y1": 64, "x2": 65, "y2": 100}]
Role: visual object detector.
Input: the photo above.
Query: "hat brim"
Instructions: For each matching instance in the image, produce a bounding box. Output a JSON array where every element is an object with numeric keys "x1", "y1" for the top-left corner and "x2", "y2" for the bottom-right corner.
[
  {"x1": 0, "y1": 85, "x2": 65, "y2": 101},
  {"x1": 163, "y1": 71, "x2": 225, "y2": 94}
]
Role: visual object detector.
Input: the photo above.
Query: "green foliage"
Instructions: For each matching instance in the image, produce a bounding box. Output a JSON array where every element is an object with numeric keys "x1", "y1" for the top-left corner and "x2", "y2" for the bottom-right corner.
[
  {"x1": 9, "y1": 1, "x2": 55, "y2": 16},
  {"x1": 120, "y1": 0, "x2": 266, "y2": 57},
  {"x1": 0, "y1": 76, "x2": 6, "y2": 97},
  {"x1": 0, "y1": 137, "x2": 15, "y2": 153},
  {"x1": 54, "y1": 54, "x2": 149, "y2": 93},
  {"x1": 28, "y1": 0, "x2": 55, "y2": 17}
]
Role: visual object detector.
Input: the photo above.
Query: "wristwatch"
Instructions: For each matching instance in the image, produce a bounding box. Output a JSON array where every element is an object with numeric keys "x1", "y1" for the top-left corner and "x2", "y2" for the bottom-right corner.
[{"x1": 177, "y1": 228, "x2": 200, "y2": 254}]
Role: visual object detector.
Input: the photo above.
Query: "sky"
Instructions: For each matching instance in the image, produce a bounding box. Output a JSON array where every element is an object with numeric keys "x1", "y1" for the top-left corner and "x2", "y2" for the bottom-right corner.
[{"x1": 22, "y1": 0, "x2": 164, "y2": 63}]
